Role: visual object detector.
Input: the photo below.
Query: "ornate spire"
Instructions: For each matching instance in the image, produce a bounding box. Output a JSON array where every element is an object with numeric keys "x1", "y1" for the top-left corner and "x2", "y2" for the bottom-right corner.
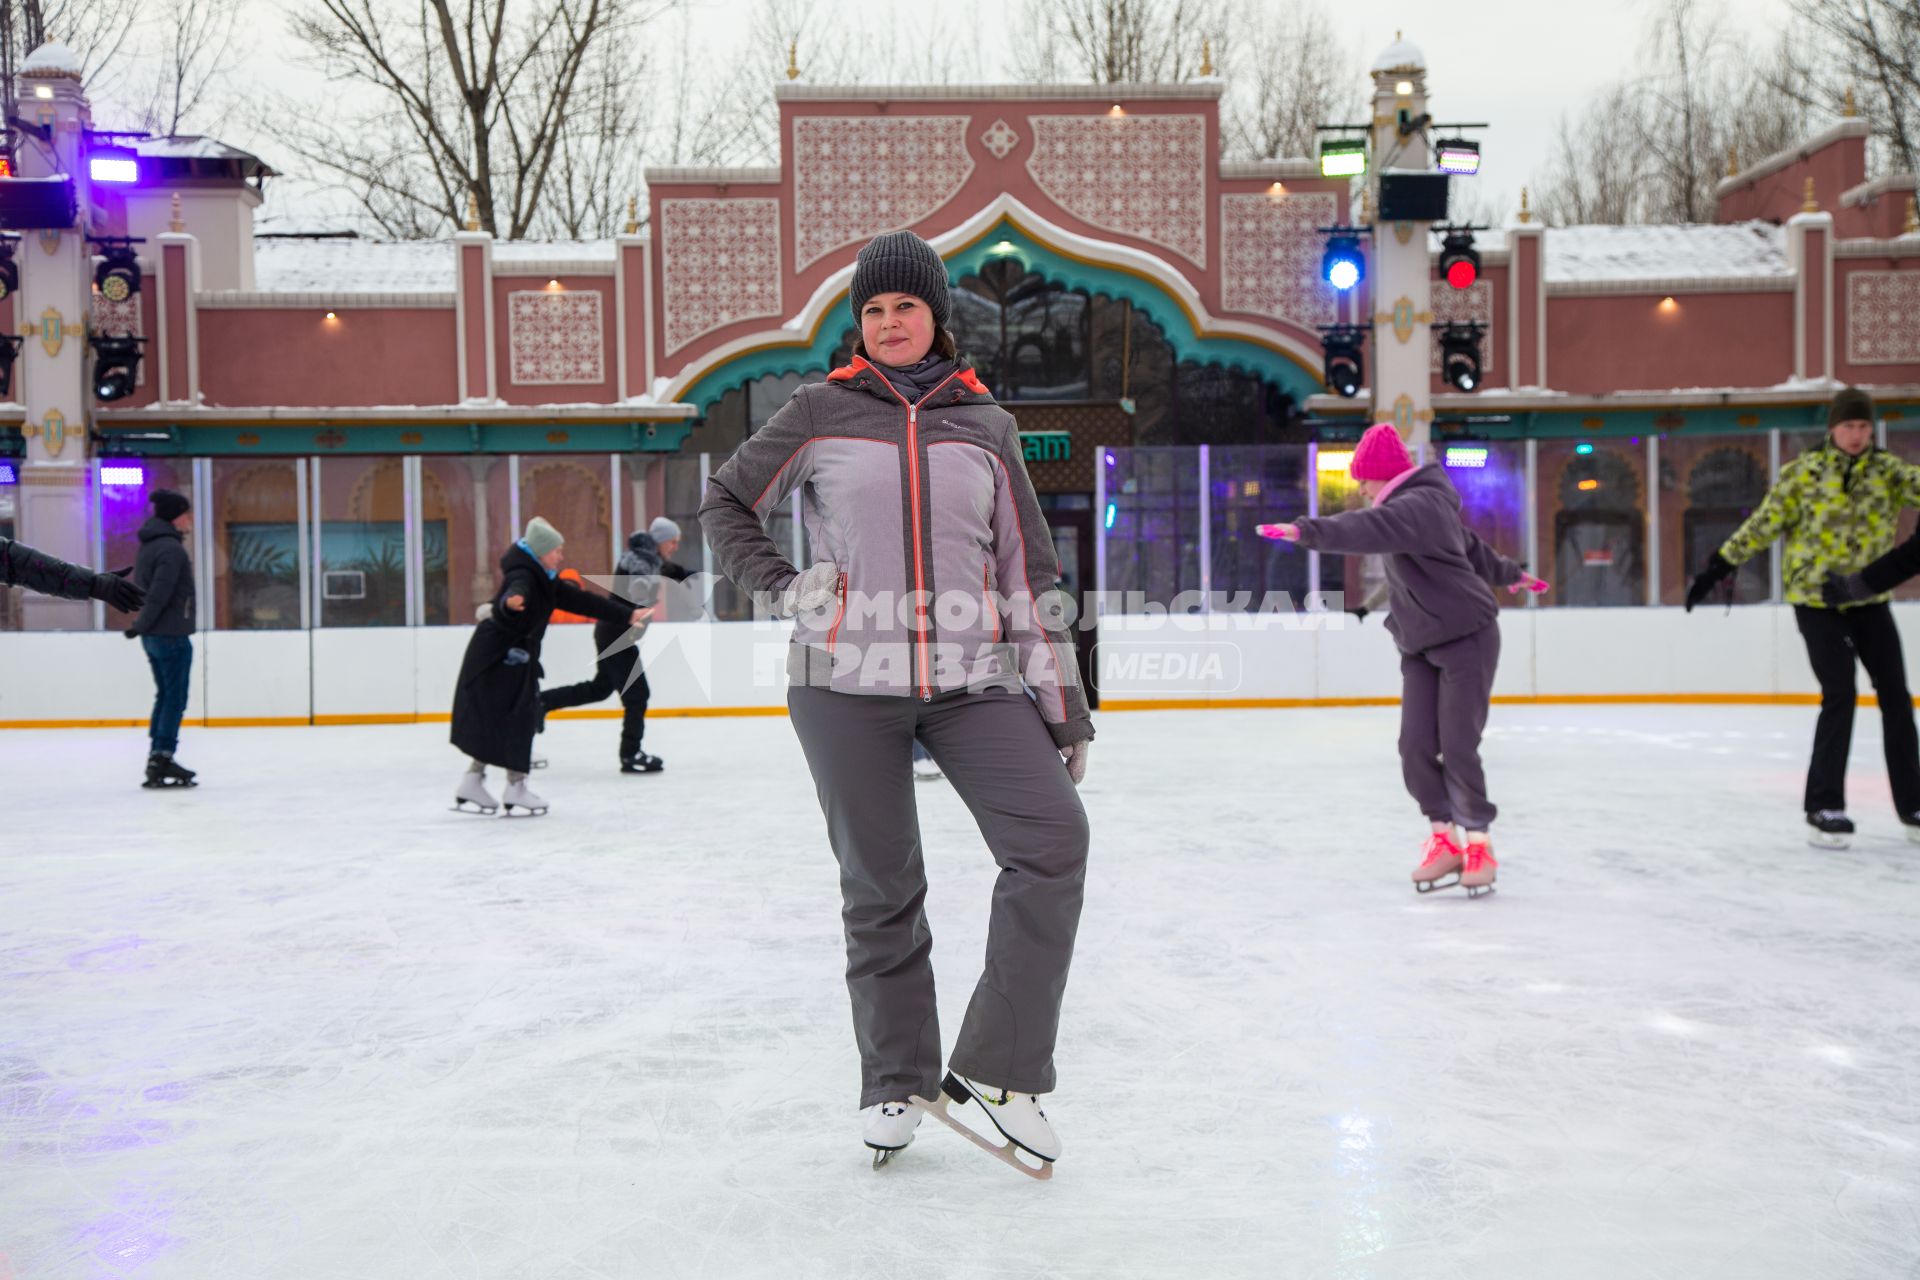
[
  {"x1": 1803, "y1": 176, "x2": 1818, "y2": 213},
  {"x1": 1200, "y1": 38, "x2": 1213, "y2": 77},
  {"x1": 1726, "y1": 143, "x2": 1738, "y2": 177},
  {"x1": 624, "y1": 195, "x2": 640, "y2": 235},
  {"x1": 1844, "y1": 85, "x2": 1857, "y2": 117},
  {"x1": 786, "y1": 39, "x2": 800, "y2": 81},
  {"x1": 464, "y1": 191, "x2": 481, "y2": 233},
  {"x1": 1905, "y1": 196, "x2": 1918, "y2": 237},
  {"x1": 168, "y1": 192, "x2": 185, "y2": 233},
  {"x1": 1518, "y1": 186, "x2": 1532, "y2": 224}
]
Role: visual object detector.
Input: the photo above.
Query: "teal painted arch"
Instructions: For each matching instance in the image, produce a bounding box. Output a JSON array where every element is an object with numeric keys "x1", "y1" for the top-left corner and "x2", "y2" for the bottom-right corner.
[{"x1": 675, "y1": 221, "x2": 1325, "y2": 416}]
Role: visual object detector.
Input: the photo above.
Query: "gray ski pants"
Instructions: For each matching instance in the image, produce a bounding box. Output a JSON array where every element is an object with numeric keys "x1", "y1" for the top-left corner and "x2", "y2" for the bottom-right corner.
[
  {"x1": 1398, "y1": 622, "x2": 1501, "y2": 830},
  {"x1": 787, "y1": 685, "x2": 1090, "y2": 1109}
]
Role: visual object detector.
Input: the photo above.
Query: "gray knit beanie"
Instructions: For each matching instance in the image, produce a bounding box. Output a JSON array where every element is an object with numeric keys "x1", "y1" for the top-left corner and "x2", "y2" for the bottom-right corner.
[
  {"x1": 522, "y1": 516, "x2": 564, "y2": 559},
  {"x1": 648, "y1": 516, "x2": 681, "y2": 544},
  {"x1": 849, "y1": 231, "x2": 952, "y2": 329}
]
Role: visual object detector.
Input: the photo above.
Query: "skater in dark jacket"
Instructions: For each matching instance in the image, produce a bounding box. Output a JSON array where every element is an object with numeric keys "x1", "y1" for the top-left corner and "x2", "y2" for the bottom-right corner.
[
  {"x1": 701, "y1": 230, "x2": 1092, "y2": 1172},
  {"x1": 124, "y1": 489, "x2": 198, "y2": 788},
  {"x1": 0, "y1": 535, "x2": 144, "y2": 609},
  {"x1": 538, "y1": 528, "x2": 668, "y2": 772},
  {"x1": 450, "y1": 517, "x2": 649, "y2": 815},
  {"x1": 1259, "y1": 423, "x2": 1548, "y2": 896}
]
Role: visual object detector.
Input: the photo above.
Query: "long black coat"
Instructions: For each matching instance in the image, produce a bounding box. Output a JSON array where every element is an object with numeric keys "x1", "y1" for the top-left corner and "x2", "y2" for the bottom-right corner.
[{"x1": 451, "y1": 543, "x2": 631, "y2": 772}]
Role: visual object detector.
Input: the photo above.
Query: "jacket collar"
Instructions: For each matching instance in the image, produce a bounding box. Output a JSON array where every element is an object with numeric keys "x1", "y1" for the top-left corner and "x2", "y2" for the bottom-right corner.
[{"x1": 826, "y1": 355, "x2": 996, "y2": 408}]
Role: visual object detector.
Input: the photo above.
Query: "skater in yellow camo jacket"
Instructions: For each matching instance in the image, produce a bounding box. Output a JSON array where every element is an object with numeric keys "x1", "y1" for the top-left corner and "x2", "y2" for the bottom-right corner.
[{"x1": 1684, "y1": 386, "x2": 1920, "y2": 847}]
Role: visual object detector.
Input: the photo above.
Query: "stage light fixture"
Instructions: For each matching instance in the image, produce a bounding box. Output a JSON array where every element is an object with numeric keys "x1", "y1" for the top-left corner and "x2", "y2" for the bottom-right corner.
[
  {"x1": 1322, "y1": 231, "x2": 1365, "y2": 292},
  {"x1": 91, "y1": 334, "x2": 144, "y2": 401},
  {"x1": 99, "y1": 460, "x2": 145, "y2": 486},
  {"x1": 1439, "y1": 322, "x2": 1484, "y2": 393},
  {"x1": 1436, "y1": 139, "x2": 1481, "y2": 176},
  {"x1": 1320, "y1": 324, "x2": 1367, "y2": 398},
  {"x1": 93, "y1": 239, "x2": 141, "y2": 302},
  {"x1": 1319, "y1": 138, "x2": 1367, "y2": 179},
  {"x1": 0, "y1": 333, "x2": 20, "y2": 398},
  {"x1": 89, "y1": 150, "x2": 138, "y2": 184},
  {"x1": 1439, "y1": 227, "x2": 1479, "y2": 290}
]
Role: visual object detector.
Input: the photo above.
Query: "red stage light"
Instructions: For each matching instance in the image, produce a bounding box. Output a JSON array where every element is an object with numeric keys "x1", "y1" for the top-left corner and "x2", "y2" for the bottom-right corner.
[{"x1": 1446, "y1": 258, "x2": 1477, "y2": 289}]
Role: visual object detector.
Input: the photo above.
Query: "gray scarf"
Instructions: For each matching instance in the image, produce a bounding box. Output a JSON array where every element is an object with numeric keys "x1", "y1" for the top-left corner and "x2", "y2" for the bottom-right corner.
[{"x1": 869, "y1": 353, "x2": 956, "y2": 401}]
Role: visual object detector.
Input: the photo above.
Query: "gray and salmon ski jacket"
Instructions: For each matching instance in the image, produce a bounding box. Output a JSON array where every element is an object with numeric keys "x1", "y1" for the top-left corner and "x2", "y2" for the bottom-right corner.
[{"x1": 699, "y1": 356, "x2": 1094, "y2": 747}]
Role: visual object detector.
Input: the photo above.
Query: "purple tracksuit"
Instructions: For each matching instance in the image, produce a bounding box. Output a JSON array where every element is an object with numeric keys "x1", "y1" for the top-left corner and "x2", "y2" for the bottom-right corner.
[{"x1": 1293, "y1": 464, "x2": 1523, "y2": 830}]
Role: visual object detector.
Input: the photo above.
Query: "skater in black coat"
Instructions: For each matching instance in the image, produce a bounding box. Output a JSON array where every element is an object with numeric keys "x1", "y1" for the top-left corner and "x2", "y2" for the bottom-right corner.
[{"x1": 450, "y1": 517, "x2": 649, "y2": 814}]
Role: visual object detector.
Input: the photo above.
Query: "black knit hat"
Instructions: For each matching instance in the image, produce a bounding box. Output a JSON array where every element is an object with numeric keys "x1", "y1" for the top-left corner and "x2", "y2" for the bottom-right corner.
[
  {"x1": 151, "y1": 489, "x2": 191, "y2": 522},
  {"x1": 1829, "y1": 386, "x2": 1876, "y2": 428},
  {"x1": 849, "y1": 231, "x2": 952, "y2": 329}
]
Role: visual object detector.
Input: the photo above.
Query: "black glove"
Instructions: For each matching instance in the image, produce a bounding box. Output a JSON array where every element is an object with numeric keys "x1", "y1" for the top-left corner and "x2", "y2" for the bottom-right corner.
[
  {"x1": 90, "y1": 572, "x2": 146, "y2": 612},
  {"x1": 1823, "y1": 570, "x2": 1871, "y2": 607},
  {"x1": 1684, "y1": 552, "x2": 1736, "y2": 612},
  {"x1": 123, "y1": 627, "x2": 139, "y2": 639}
]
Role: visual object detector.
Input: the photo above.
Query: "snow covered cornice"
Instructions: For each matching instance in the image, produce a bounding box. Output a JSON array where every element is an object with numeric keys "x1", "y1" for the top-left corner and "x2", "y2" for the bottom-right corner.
[
  {"x1": 95, "y1": 403, "x2": 699, "y2": 425},
  {"x1": 1545, "y1": 276, "x2": 1794, "y2": 298},
  {"x1": 644, "y1": 167, "x2": 781, "y2": 185},
  {"x1": 774, "y1": 82, "x2": 1224, "y2": 102},
  {"x1": 197, "y1": 291, "x2": 455, "y2": 309},
  {"x1": 1218, "y1": 161, "x2": 1321, "y2": 180}
]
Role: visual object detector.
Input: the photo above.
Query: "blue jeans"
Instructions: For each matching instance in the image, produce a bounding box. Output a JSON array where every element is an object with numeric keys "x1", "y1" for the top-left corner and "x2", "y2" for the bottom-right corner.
[{"x1": 141, "y1": 634, "x2": 193, "y2": 754}]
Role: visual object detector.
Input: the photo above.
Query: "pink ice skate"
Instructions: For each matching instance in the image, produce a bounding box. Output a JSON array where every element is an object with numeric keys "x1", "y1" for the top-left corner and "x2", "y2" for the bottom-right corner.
[
  {"x1": 1412, "y1": 831, "x2": 1465, "y2": 893},
  {"x1": 1460, "y1": 840, "x2": 1497, "y2": 898}
]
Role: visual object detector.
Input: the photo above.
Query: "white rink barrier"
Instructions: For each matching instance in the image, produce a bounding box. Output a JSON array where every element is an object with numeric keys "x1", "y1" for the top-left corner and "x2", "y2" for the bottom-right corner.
[{"x1": 0, "y1": 604, "x2": 1896, "y2": 727}]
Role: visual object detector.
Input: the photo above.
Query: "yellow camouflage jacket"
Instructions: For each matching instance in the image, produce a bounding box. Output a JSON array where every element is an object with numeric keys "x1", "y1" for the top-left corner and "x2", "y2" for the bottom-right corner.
[{"x1": 1720, "y1": 442, "x2": 1920, "y2": 607}]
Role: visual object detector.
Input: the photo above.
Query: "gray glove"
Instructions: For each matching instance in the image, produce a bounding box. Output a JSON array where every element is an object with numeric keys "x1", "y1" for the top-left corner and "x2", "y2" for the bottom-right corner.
[
  {"x1": 777, "y1": 562, "x2": 842, "y2": 618},
  {"x1": 1061, "y1": 740, "x2": 1090, "y2": 786},
  {"x1": 474, "y1": 601, "x2": 494, "y2": 623}
]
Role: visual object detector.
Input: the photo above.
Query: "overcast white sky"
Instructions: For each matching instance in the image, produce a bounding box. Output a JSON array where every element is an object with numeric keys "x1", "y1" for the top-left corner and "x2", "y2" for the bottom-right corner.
[{"x1": 200, "y1": 0, "x2": 1801, "y2": 231}]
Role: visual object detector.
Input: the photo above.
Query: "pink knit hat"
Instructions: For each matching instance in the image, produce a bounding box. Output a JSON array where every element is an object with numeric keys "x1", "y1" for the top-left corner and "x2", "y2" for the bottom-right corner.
[{"x1": 1349, "y1": 423, "x2": 1414, "y2": 482}]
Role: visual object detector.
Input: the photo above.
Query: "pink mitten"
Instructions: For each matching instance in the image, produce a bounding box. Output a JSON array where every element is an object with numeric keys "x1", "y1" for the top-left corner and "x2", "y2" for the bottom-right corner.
[
  {"x1": 1508, "y1": 572, "x2": 1550, "y2": 595},
  {"x1": 1256, "y1": 523, "x2": 1300, "y2": 542}
]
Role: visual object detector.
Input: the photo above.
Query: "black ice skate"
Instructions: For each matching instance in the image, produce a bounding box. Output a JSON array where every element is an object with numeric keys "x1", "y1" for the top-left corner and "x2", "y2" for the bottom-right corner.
[
  {"x1": 1806, "y1": 810, "x2": 1854, "y2": 850},
  {"x1": 620, "y1": 752, "x2": 664, "y2": 774},
  {"x1": 142, "y1": 752, "x2": 197, "y2": 789}
]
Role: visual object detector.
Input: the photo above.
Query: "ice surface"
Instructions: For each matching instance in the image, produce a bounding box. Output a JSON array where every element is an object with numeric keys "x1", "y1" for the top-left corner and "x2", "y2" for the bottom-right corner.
[{"x1": 2, "y1": 704, "x2": 1916, "y2": 1278}]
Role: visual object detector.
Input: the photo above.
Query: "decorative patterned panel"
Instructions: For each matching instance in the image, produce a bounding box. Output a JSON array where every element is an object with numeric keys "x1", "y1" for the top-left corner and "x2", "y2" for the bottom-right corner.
[
  {"x1": 1846, "y1": 270, "x2": 1920, "y2": 365},
  {"x1": 791, "y1": 116, "x2": 974, "y2": 269},
  {"x1": 660, "y1": 198, "x2": 783, "y2": 355},
  {"x1": 1026, "y1": 114, "x2": 1208, "y2": 267},
  {"x1": 91, "y1": 290, "x2": 144, "y2": 387},
  {"x1": 507, "y1": 290, "x2": 605, "y2": 385},
  {"x1": 1430, "y1": 281, "x2": 1494, "y2": 375},
  {"x1": 981, "y1": 119, "x2": 1019, "y2": 160},
  {"x1": 1219, "y1": 192, "x2": 1338, "y2": 332}
]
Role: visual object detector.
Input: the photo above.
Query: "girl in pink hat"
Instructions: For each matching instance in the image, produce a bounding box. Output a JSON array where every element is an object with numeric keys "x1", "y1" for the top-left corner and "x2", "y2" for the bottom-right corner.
[{"x1": 1258, "y1": 424, "x2": 1548, "y2": 896}]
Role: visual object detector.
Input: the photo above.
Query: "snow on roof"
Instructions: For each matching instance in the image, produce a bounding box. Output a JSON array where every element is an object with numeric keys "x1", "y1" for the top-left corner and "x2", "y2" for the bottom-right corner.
[
  {"x1": 491, "y1": 240, "x2": 617, "y2": 263},
  {"x1": 1370, "y1": 37, "x2": 1425, "y2": 74},
  {"x1": 135, "y1": 136, "x2": 257, "y2": 161},
  {"x1": 1543, "y1": 222, "x2": 1790, "y2": 284},
  {"x1": 252, "y1": 238, "x2": 456, "y2": 293},
  {"x1": 21, "y1": 43, "x2": 81, "y2": 76}
]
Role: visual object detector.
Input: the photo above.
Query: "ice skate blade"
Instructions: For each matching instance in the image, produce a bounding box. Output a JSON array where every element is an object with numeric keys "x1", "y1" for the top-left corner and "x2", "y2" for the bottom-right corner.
[
  {"x1": 501, "y1": 805, "x2": 548, "y2": 817},
  {"x1": 1414, "y1": 874, "x2": 1460, "y2": 893},
  {"x1": 1806, "y1": 833, "x2": 1849, "y2": 850},
  {"x1": 866, "y1": 1138, "x2": 910, "y2": 1169},
  {"x1": 141, "y1": 779, "x2": 197, "y2": 789},
  {"x1": 910, "y1": 1094, "x2": 1052, "y2": 1181},
  {"x1": 451, "y1": 800, "x2": 497, "y2": 815},
  {"x1": 1464, "y1": 883, "x2": 1496, "y2": 899}
]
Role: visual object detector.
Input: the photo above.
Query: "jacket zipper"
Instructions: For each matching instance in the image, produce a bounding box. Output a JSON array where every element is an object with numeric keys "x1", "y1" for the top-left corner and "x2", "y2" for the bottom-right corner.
[
  {"x1": 873, "y1": 362, "x2": 965, "y2": 701},
  {"x1": 825, "y1": 572, "x2": 848, "y2": 654}
]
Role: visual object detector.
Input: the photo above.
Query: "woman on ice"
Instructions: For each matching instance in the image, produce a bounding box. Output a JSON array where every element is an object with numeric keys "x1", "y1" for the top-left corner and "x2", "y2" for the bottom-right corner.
[
  {"x1": 699, "y1": 230, "x2": 1093, "y2": 1171},
  {"x1": 450, "y1": 516, "x2": 650, "y2": 815},
  {"x1": 1259, "y1": 423, "x2": 1547, "y2": 896}
]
